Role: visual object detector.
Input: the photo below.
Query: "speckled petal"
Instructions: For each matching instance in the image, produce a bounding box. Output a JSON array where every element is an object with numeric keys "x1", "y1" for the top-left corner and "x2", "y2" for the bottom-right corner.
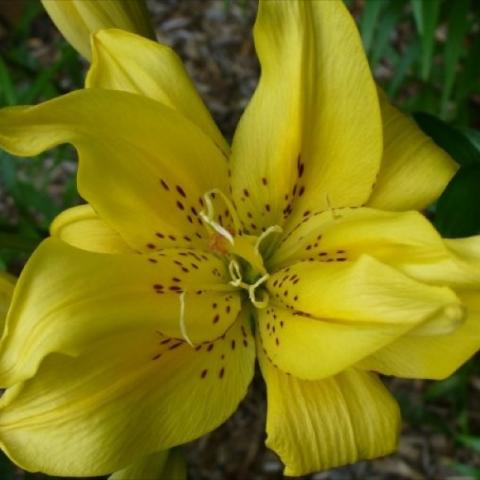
[
  {"x1": 230, "y1": 0, "x2": 381, "y2": 234},
  {"x1": 0, "y1": 89, "x2": 229, "y2": 252},
  {"x1": 0, "y1": 315, "x2": 255, "y2": 476},
  {"x1": 0, "y1": 238, "x2": 241, "y2": 387},
  {"x1": 262, "y1": 256, "x2": 464, "y2": 379},
  {"x1": 270, "y1": 208, "x2": 480, "y2": 290}
]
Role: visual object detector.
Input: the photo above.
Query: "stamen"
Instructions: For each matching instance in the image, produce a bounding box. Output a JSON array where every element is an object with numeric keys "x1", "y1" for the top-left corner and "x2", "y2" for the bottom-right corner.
[
  {"x1": 229, "y1": 259, "x2": 247, "y2": 288},
  {"x1": 255, "y1": 224, "x2": 283, "y2": 258},
  {"x1": 179, "y1": 292, "x2": 194, "y2": 347},
  {"x1": 199, "y1": 189, "x2": 242, "y2": 245},
  {"x1": 250, "y1": 290, "x2": 269, "y2": 309},
  {"x1": 248, "y1": 274, "x2": 270, "y2": 309},
  {"x1": 200, "y1": 208, "x2": 234, "y2": 245},
  {"x1": 208, "y1": 189, "x2": 242, "y2": 232}
]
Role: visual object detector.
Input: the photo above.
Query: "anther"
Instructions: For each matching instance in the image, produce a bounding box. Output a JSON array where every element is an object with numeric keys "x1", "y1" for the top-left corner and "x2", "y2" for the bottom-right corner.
[
  {"x1": 179, "y1": 292, "x2": 194, "y2": 347},
  {"x1": 248, "y1": 274, "x2": 270, "y2": 309},
  {"x1": 199, "y1": 189, "x2": 242, "y2": 245},
  {"x1": 228, "y1": 259, "x2": 246, "y2": 288}
]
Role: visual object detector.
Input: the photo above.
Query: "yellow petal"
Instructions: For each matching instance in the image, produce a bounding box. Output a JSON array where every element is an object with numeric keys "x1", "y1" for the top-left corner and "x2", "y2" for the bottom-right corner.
[
  {"x1": 50, "y1": 204, "x2": 133, "y2": 254},
  {"x1": 109, "y1": 449, "x2": 186, "y2": 480},
  {"x1": 272, "y1": 207, "x2": 436, "y2": 268},
  {"x1": 261, "y1": 256, "x2": 463, "y2": 379},
  {"x1": 41, "y1": 0, "x2": 154, "y2": 59},
  {"x1": 230, "y1": 0, "x2": 381, "y2": 233},
  {"x1": 0, "y1": 273, "x2": 15, "y2": 333},
  {"x1": 402, "y1": 237, "x2": 480, "y2": 289},
  {"x1": 267, "y1": 256, "x2": 462, "y2": 329},
  {"x1": 368, "y1": 90, "x2": 457, "y2": 211},
  {"x1": 0, "y1": 238, "x2": 240, "y2": 387},
  {"x1": 87, "y1": 29, "x2": 228, "y2": 155},
  {"x1": 358, "y1": 291, "x2": 480, "y2": 379},
  {"x1": 259, "y1": 346, "x2": 400, "y2": 476},
  {"x1": 270, "y1": 208, "x2": 480, "y2": 290},
  {"x1": 0, "y1": 89, "x2": 229, "y2": 252},
  {"x1": 0, "y1": 316, "x2": 255, "y2": 476}
]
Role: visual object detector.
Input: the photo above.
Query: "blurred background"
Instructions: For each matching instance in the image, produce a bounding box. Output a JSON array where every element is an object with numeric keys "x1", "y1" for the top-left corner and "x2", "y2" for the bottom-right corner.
[{"x1": 0, "y1": 0, "x2": 479, "y2": 478}]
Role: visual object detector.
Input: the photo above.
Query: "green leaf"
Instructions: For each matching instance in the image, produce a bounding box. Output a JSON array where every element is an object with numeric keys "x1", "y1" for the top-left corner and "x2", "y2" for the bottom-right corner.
[
  {"x1": 458, "y1": 127, "x2": 480, "y2": 153},
  {"x1": 457, "y1": 435, "x2": 480, "y2": 453},
  {"x1": 441, "y1": 0, "x2": 470, "y2": 117},
  {"x1": 0, "y1": 151, "x2": 17, "y2": 189},
  {"x1": 360, "y1": 0, "x2": 384, "y2": 54},
  {"x1": 0, "y1": 57, "x2": 17, "y2": 106},
  {"x1": 424, "y1": 372, "x2": 465, "y2": 401},
  {"x1": 412, "y1": 0, "x2": 441, "y2": 81},
  {"x1": 455, "y1": 34, "x2": 480, "y2": 106},
  {"x1": 12, "y1": 180, "x2": 59, "y2": 227},
  {"x1": 370, "y1": 0, "x2": 405, "y2": 67},
  {"x1": 13, "y1": 0, "x2": 43, "y2": 41},
  {"x1": 435, "y1": 165, "x2": 480, "y2": 238},
  {"x1": 386, "y1": 42, "x2": 419, "y2": 97},
  {"x1": 411, "y1": 0, "x2": 423, "y2": 33},
  {"x1": 451, "y1": 462, "x2": 480, "y2": 478},
  {"x1": 414, "y1": 113, "x2": 480, "y2": 166},
  {"x1": 0, "y1": 452, "x2": 16, "y2": 480},
  {"x1": 18, "y1": 64, "x2": 59, "y2": 104},
  {"x1": 0, "y1": 233, "x2": 40, "y2": 254}
]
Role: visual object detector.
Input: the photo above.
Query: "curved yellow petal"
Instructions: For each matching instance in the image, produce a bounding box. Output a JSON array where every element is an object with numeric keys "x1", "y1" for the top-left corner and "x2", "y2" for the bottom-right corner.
[
  {"x1": 87, "y1": 29, "x2": 228, "y2": 155},
  {"x1": 267, "y1": 256, "x2": 462, "y2": 329},
  {"x1": 109, "y1": 449, "x2": 186, "y2": 480},
  {"x1": 230, "y1": 0, "x2": 381, "y2": 233},
  {"x1": 402, "y1": 236, "x2": 480, "y2": 289},
  {"x1": 358, "y1": 291, "x2": 480, "y2": 379},
  {"x1": 0, "y1": 89, "x2": 229, "y2": 252},
  {"x1": 270, "y1": 208, "x2": 480, "y2": 290},
  {"x1": 261, "y1": 256, "x2": 463, "y2": 380},
  {"x1": 50, "y1": 204, "x2": 133, "y2": 254},
  {"x1": 0, "y1": 273, "x2": 15, "y2": 333},
  {"x1": 41, "y1": 0, "x2": 154, "y2": 59},
  {"x1": 368, "y1": 91, "x2": 457, "y2": 211},
  {"x1": 0, "y1": 238, "x2": 240, "y2": 387},
  {"x1": 259, "y1": 347, "x2": 400, "y2": 476},
  {"x1": 0, "y1": 316, "x2": 255, "y2": 476}
]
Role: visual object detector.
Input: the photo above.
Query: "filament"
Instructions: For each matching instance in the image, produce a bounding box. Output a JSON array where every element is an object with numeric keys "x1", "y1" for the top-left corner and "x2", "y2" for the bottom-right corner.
[{"x1": 179, "y1": 292, "x2": 194, "y2": 347}]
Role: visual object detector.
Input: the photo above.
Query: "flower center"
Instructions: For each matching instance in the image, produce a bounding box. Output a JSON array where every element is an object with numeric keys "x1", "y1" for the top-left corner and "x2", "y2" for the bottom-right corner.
[{"x1": 199, "y1": 189, "x2": 282, "y2": 309}]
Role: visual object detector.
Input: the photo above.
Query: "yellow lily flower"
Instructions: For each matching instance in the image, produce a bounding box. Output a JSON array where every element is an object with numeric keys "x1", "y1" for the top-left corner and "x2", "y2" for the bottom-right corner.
[
  {"x1": 41, "y1": 0, "x2": 154, "y2": 59},
  {"x1": 0, "y1": 273, "x2": 15, "y2": 331},
  {"x1": 0, "y1": 0, "x2": 479, "y2": 477}
]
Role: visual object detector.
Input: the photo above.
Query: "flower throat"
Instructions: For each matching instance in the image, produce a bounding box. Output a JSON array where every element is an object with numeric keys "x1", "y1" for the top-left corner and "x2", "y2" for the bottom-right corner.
[{"x1": 199, "y1": 189, "x2": 282, "y2": 309}]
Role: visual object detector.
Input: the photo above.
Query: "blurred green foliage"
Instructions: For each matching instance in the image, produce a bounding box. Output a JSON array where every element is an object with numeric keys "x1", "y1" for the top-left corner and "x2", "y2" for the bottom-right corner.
[
  {"x1": 0, "y1": 0, "x2": 82, "y2": 272},
  {"x1": 0, "y1": 0, "x2": 479, "y2": 479},
  {"x1": 355, "y1": 0, "x2": 480, "y2": 125}
]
